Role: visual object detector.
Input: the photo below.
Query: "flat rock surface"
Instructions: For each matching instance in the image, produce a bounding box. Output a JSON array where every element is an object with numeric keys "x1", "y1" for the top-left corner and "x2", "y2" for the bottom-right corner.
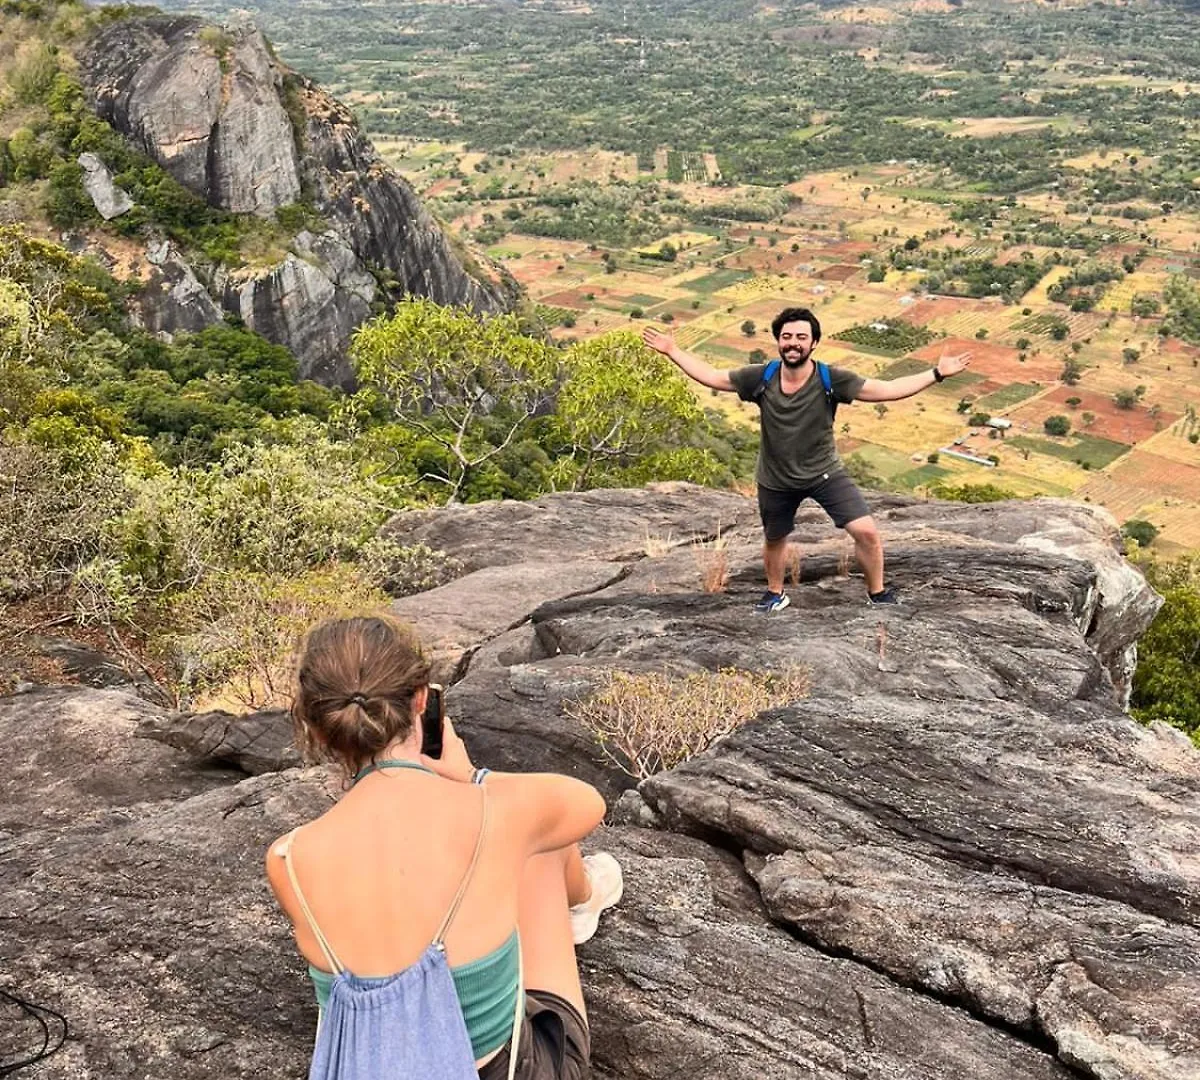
[
  {"x1": 382, "y1": 482, "x2": 759, "y2": 571},
  {"x1": 391, "y1": 559, "x2": 625, "y2": 681},
  {"x1": 2, "y1": 487, "x2": 1193, "y2": 1080}
]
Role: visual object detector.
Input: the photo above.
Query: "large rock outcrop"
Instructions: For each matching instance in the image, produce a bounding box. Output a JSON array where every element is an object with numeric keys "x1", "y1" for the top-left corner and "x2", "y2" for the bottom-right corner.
[
  {"x1": 78, "y1": 16, "x2": 515, "y2": 385},
  {"x1": 2, "y1": 488, "x2": 1196, "y2": 1080}
]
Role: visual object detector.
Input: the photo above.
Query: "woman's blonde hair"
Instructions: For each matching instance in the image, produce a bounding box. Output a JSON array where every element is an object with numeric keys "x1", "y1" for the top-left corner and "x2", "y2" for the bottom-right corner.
[{"x1": 293, "y1": 616, "x2": 432, "y2": 777}]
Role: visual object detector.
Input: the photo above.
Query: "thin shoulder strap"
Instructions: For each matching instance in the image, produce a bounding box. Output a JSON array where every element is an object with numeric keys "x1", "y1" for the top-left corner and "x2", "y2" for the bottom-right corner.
[
  {"x1": 276, "y1": 828, "x2": 345, "y2": 974},
  {"x1": 507, "y1": 936, "x2": 524, "y2": 1080},
  {"x1": 432, "y1": 786, "x2": 489, "y2": 947}
]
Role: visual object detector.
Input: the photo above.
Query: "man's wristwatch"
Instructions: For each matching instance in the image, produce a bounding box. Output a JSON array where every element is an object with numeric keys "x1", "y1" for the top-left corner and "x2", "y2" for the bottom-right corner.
[{"x1": 932, "y1": 367, "x2": 946, "y2": 383}]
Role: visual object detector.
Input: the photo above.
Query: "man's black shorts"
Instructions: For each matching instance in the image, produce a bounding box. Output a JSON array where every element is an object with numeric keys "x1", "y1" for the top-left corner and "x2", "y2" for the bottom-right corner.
[{"x1": 758, "y1": 472, "x2": 870, "y2": 540}]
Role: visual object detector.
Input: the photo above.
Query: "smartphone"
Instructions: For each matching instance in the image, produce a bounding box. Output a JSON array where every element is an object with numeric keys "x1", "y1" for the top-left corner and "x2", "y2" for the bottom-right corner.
[{"x1": 421, "y1": 683, "x2": 445, "y2": 759}]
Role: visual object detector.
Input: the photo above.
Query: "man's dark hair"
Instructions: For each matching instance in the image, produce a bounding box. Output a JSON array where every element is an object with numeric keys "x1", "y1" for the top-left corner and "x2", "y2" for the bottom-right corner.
[{"x1": 771, "y1": 307, "x2": 822, "y2": 344}]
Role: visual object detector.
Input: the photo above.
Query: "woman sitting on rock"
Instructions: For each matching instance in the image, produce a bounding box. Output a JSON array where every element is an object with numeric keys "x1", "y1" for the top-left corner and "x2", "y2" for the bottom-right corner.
[{"x1": 266, "y1": 615, "x2": 623, "y2": 1080}]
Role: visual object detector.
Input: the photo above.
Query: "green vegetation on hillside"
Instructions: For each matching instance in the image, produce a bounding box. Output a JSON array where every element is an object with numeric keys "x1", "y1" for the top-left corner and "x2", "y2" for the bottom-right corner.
[
  {"x1": 1132, "y1": 554, "x2": 1200, "y2": 745},
  {"x1": 0, "y1": 1, "x2": 321, "y2": 268}
]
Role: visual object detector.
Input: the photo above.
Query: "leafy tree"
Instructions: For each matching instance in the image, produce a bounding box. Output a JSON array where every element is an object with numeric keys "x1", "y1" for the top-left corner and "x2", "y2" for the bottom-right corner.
[
  {"x1": 1113, "y1": 388, "x2": 1139, "y2": 410},
  {"x1": 968, "y1": 411, "x2": 991, "y2": 427},
  {"x1": 1061, "y1": 357, "x2": 1084, "y2": 384},
  {"x1": 350, "y1": 301, "x2": 558, "y2": 503},
  {"x1": 1121, "y1": 519, "x2": 1158, "y2": 546},
  {"x1": 1122, "y1": 347, "x2": 1141, "y2": 364},
  {"x1": 550, "y1": 331, "x2": 713, "y2": 490},
  {"x1": 1043, "y1": 415, "x2": 1071, "y2": 436},
  {"x1": 1065, "y1": 396, "x2": 1082, "y2": 409},
  {"x1": 741, "y1": 319, "x2": 756, "y2": 337}
]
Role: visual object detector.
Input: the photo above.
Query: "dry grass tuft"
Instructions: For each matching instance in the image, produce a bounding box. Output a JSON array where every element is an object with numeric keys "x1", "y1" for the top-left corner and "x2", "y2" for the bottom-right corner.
[
  {"x1": 644, "y1": 529, "x2": 675, "y2": 557},
  {"x1": 692, "y1": 528, "x2": 729, "y2": 593},
  {"x1": 564, "y1": 665, "x2": 811, "y2": 779},
  {"x1": 786, "y1": 542, "x2": 804, "y2": 587},
  {"x1": 836, "y1": 537, "x2": 854, "y2": 579}
]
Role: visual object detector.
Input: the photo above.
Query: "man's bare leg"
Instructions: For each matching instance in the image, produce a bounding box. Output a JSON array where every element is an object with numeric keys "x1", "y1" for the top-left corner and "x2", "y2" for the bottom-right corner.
[
  {"x1": 763, "y1": 536, "x2": 790, "y2": 594},
  {"x1": 843, "y1": 515, "x2": 884, "y2": 595}
]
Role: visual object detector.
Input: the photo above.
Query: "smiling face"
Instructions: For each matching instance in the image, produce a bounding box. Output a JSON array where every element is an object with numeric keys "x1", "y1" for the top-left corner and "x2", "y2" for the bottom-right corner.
[{"x1": 776, "y1": 319, "x2": 816, "y2": 368}]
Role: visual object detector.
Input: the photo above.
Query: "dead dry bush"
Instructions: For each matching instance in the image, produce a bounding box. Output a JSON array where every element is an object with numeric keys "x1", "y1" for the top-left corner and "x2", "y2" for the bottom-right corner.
[
  {"x1": 166, "y1": 564, "x2": 389, "y2": 710},
  {"x1": 564, "y1": 666, "x2": 810, "y2": 779}
]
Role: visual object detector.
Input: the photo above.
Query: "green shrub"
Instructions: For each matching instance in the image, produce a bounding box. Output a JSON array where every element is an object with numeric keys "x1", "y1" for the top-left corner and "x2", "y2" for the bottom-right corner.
[
  {"x1": 930, "y1": 482, "x2": 1017, "y2": 503},
  {"x1": 358, "y1": 538, "x2": 464, "y2": 597},
  {"x1": 7, "y1": 39, "x2": 59, "y2": 105},
  {"x1": 1131, "y1": 556, "x2": 1200, "y2": 744},
  {"x1": 1121, "y1": 519, "x2": 1158, "y2": 547}
]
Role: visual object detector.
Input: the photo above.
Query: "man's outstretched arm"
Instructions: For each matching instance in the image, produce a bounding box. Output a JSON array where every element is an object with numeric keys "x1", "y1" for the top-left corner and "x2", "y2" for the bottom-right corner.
[
  {"x1": 855, "y1": 349, "x2": 972, "y2": 403},
  {"x1": 642, "y1": 327, "x2": 736, "y2": 392}
]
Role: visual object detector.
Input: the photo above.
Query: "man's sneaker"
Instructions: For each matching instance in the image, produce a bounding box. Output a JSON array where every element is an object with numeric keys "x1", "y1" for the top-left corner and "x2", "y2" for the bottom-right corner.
[
  {"x1": 868, "y1": 587, "x2": 900, "y2": 605},
  {"x1": 570, "y1": 852, "x2": 624, "y2": 945},
  {"x1": 754, "y1": 590, "x2": 791, "y2": 614}
]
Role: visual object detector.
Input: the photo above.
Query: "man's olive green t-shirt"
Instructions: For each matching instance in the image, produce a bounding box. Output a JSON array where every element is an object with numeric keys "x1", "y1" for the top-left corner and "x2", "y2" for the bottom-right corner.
[{"x1": 728, "y1": 362, "x2": 865, "y2": 490}]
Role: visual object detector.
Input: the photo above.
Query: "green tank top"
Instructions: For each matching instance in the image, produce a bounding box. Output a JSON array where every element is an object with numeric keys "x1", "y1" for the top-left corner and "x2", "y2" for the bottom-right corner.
[{"x1": 306, "y1": 758, "x2": 521, "y2": 1060}]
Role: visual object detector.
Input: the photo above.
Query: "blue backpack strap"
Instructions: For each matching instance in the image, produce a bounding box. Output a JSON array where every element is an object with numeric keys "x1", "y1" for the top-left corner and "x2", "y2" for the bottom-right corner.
[
  {"x1": 751, "y1": 360, "x2": 780, "y2": 402},
  {"x1": 816, "y1": 361, "x2": 838, "y2": 420}
]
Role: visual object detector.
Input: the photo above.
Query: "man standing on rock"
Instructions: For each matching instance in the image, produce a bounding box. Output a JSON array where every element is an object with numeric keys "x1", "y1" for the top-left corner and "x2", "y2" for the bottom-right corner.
[{"x1": 642, "y1": 308, "x2": 971, "y2": 611}]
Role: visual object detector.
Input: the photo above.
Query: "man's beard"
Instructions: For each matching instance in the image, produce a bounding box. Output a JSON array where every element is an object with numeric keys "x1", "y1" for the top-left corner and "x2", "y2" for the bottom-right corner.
[{"x1": 781, "y1": 347, "x2": 811, "y2": 369}]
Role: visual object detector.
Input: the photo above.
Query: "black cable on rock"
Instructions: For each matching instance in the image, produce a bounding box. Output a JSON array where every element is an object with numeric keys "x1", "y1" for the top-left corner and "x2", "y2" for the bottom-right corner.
[{"x1": 0, "y1": 986, "x2": 68, "y2": 1077}]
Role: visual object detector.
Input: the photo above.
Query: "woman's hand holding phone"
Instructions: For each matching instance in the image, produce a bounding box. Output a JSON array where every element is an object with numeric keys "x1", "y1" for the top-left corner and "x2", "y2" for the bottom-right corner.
[{"x1": 420, "y1": 716, "x2": 476, "y2": 783}]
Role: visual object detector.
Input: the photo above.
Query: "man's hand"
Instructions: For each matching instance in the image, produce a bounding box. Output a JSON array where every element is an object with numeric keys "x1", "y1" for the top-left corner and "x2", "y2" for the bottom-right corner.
[
  {"x1": 935, "y1": 350, "x2": 972, "y2": 378},
  {"x1": 642, "y1": 326, "x2": 679, "y2": 359}
]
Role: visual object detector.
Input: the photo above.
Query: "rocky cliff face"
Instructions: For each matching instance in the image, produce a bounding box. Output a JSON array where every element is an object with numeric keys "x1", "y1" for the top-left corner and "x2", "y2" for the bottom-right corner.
[
  {"x1": 2, "y1": 489, "x2": 1196, "y2": 1080},
  {"x1": 77, "y1": 15, "x2": 515, "y2": 386}
]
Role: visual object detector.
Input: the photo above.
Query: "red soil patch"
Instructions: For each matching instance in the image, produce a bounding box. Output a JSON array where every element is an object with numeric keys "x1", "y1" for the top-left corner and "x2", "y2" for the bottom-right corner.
[
  {"x1": 508, "y1": 260, "x2": 572, "y2": 286},
  {"x1": 911, "y1": 337, "x2": 1060, "y2": 383},
  {"x1": 1159, "y1": 337, "x2": 1200, "y2": 362},
  {"x1": 816, "y1": 264, "x2": 861, "y2": 282},
  {"x1": 539, "y1": 289, "x2": 592, "y2": 309},
  {"x1": 1011, "y1": 387, "x2": 1175, "y2": 444},
  {"x1": 1107, "y1": 450, "x2": 1200, "y2": 500},
  {"x1": 820, "y1": 240, "x2": 874, "y2": 260},
  {"x1": 728, "y1": 248, "x2": 804, "y2": 272},
  {"x1": 903, "y1": 296, "x2": 975, "y2": 323}
]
